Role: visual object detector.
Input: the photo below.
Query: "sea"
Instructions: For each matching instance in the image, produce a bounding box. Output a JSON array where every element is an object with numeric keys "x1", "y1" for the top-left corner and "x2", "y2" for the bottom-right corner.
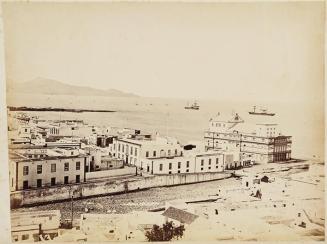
[{"x1": 6, "y1": 93, "x2": 325, "y2": 160}]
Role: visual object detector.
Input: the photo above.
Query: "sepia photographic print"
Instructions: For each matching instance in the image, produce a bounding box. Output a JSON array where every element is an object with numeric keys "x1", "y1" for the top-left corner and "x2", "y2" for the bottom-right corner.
[{"x1": 0, "y1": 0, "x2": 325, "y2": 242}]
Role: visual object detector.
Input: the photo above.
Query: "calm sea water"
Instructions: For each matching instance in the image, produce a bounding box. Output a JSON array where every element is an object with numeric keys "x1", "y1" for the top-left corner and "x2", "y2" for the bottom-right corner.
[{"x1": 7, "y1": 93, "x2": 324, "y2": 160}]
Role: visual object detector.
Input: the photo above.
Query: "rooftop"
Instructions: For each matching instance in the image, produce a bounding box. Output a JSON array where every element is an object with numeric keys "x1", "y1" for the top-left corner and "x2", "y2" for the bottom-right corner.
[
  {"x1": 162, "y1": 206, "x2": 198, "y2": 225},
  {"x1": 210, "y1": 113, "x2": 244, "y2": 123},
  {"x1": 118, "y1": 136, "x2": 180, "y2": 146}
]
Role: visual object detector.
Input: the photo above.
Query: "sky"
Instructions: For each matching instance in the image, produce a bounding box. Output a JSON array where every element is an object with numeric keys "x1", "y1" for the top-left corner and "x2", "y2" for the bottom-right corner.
[{"x1": 2, "y1": 2, "x2": 325, "y2": 103}]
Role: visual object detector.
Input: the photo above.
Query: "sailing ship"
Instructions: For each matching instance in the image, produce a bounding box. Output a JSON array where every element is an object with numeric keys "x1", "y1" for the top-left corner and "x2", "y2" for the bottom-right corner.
[
  {"x1": 249, "y1": 106, "x2": 275, "y2": 116},
  {"x1": 185, "y1": 101, "x2": 200, "y2": 110}
]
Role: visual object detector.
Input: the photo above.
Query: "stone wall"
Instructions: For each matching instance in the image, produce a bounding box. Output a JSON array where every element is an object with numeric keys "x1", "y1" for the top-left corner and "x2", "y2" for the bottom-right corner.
[{"x1": 10, "y1": 172, "x2": 231, "y2": 208}]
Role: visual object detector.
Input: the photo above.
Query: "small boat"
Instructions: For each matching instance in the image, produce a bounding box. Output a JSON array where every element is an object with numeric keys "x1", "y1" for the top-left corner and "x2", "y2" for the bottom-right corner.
[
  {"x1": 185, "y1": 101, "x2": 200, "y2": 110},
  {"x1": 249, "y1": 106, "x2": 275, "y2": 116}
]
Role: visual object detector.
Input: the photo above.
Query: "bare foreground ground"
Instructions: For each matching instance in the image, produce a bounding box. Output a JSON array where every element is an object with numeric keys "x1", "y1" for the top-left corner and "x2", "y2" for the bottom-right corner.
[{"x1": 11, "y1": 160, "x2": 325, "y2": 241}]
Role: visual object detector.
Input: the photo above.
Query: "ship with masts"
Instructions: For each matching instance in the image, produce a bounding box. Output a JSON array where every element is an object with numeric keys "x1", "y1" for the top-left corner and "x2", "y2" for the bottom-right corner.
[{"x1": 185, "y1": 101, "x2": 200, "y2": 110}]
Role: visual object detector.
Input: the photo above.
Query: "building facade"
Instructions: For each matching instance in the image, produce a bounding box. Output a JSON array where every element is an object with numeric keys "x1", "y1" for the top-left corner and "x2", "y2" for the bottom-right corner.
[
  {"x1": 140, "y1": 151, "x2": 226, "y2": 175},
  {"x1": 9, "y1": 152, "x2": 89, "y2": 191},
  {"x1": 204, "y1": 113, "x2": 292, "y2": 164},
  {"x1": 110, "y1": 133, "x2": 184, "y2": 168}
]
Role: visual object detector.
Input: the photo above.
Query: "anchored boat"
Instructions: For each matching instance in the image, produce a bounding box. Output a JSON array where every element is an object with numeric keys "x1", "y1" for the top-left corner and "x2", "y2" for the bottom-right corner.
[
  {"x1": 185, "y1": 101, "x2": 200, "y2": 110},
  {"x1": 249, "y1": 106, "x2": 275, "y2": 116}
]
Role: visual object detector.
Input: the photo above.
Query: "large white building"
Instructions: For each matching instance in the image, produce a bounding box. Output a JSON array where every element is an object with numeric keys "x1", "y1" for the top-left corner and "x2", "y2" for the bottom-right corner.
[
  {"x1": 109, "y1": 131, "x2": 238, "y2": 175},
  {"x1": 204, "y1": 113, "x2": 292, "y2": 164},
  {"x1": 140, "y1": 151, "x2": 226, "y2": 175},
  {"x1": 9, "y1": 148, "x2": 90, "y2": 191},
  {"x1": 110, "y1": 133, "x2": 184, "y2": 168}
]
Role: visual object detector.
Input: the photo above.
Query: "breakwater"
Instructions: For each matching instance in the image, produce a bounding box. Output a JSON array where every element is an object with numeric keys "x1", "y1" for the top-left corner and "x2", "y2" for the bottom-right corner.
[{"x1": 8, "y1": 106, "x2": 116, "y2": 113}]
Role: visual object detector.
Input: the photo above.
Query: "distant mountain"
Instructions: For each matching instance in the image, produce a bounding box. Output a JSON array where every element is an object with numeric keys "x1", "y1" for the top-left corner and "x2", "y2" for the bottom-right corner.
[{"x1": 6, "y1": 77, "x2": 138, "y2": 97}]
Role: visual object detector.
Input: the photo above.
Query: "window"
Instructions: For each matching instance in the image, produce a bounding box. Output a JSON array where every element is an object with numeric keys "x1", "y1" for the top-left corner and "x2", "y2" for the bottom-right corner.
[
  {"x1": 24, "y1": 129, "x2": 28, "y2": 133},
  {"x1": 177, "y1": 170, "x2": 180, "y2": 173},
  {"x1": 130, "y1": 147, "x2": 133, "y2": 155},
  {"x1": 51, "y1": 164, "x2": 56, "y2": 173},
  {"x1": 64, "y1": 163, "x2": 69, "y2": 171},
  {"x1": 201, "y1": 160, "x2": 204, "y2": 166},
  {"x1": 76, "y1": 161, "x2": 80, "y2": 170},
  {"x1": 216, "y1": 166, "x2": 219, "y2": 169},
  {"x1": 153, "y1": 151, "x2": 156, "y2": 157},
  {"x1": 186, "y1": 161, "x2": 190, "y2": 168},
  {"x1": 169, "y1": 171, "x2": 172, "y2": 174},
  {"x1": 23, "y1": 180, "x2": 28, "y2": 189},
  {"x1": 135, "y1": 148, "x2": 138, "y2": 156},
  {"x1": 51, "y1": 177, "x2": 56, "y2": 186},
  {"x1": 76, "y1": 175, "x2": 80, "y2": 183},
  {"x1": 37, "y1": 165, "x2": 42, "y2": 174},
  {"x1": 118, "y1": 144, "x2": 121, "y2": 151},
  {"x1": 22, "y1": 234, "x2": 29, "y2": 241},
  {"x1": 201, "y1": 167, "x2": 203, "y2": 171},
  {"x1": 23, "y1": 166, "x2": 29, "y2": 176},
  {"x1": 13, "y1": 235, "x2": 18, "y2": 242},
  {"x1": 122, "y1": 145, "x2": 124, "y2": 153},
  {"x1": 169, "y1": 163, "x2": 172, "y2": 170},
  {"x1": 186, "y1": 169, "x2": 189, "y2": 173},
  {"x1": 71, "y1": 151, "x2": 74, "y2": 156},
  {"x1": 168, "y1": 150, "x2": 171, "y2": 156},
  {"x1": 209, "y1": 159, "x2": 212, "y2": 165},
  {"x1": 216, "y1": 158, "x2": 219, "y2": 164},
  {"x1": 146, "y1": 151, "x2": 149, "y2": 157},
  {"x1": 175, "y1": 149, "x2": 178, "y2": 155},
  {"x1": 208, "y1": 167, "x2": 211, "y2": 170},
  {"x1": 37, "y1": 179, "x2": 42, "y2": 188},
  {"x1": 159, "y1": 164, "x2": 163, "y2": 171},
  {"x1": 64, "y1": 176, "x2": 69, "y2": 184},
  {"x1": 178, "y1": 162, "x2": 181, "y2": 169}
]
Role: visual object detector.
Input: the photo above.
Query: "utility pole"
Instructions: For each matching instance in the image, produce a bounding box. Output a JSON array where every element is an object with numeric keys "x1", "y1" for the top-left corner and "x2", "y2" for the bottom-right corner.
[{"x1": 71, "y1": 192, "x2": 74, "y2": 228}]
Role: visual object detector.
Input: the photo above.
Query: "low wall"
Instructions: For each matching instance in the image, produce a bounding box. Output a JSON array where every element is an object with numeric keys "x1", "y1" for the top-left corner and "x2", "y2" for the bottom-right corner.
[
  {"x1": 10, "y1": 172, "x2": 231, "y2": 208},
  {"x1": 86, "y1": 167, "x2": 136, "y2": 180}
]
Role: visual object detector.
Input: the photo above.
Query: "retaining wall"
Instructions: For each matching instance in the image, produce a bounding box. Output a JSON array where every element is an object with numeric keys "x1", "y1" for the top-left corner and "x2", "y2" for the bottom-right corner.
[{"x1": 10, "y1": 172, "x2": 231, "y2": 208}]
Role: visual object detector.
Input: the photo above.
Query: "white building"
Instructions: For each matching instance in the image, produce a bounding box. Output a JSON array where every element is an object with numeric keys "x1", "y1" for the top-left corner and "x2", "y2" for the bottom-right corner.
[
  {"x1": 140, "y1": 151, "x2": 225, "y2": 175},
  {"x1": 9, "y1": 149, "x2": 89, "y2": 191},
  {"x1": 110, "y1": 133, "x2": 184, "y2": 168},
  {"x1": 11, "y1": 210, "x2": 61, "y2": 242},
  {"x1": 205, "y1": 113, "x2": 292, "y2": 164}
]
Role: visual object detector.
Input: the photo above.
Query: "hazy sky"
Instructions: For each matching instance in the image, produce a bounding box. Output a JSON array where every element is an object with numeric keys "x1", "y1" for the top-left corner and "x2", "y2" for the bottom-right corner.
[{"x1": 2, "y1": 2, "x2": 325, "y2": 102}]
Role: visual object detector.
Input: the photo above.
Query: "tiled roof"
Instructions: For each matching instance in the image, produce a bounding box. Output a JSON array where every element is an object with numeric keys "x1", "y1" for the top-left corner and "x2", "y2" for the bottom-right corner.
[{"x1": 162, "y1": 207, "x2": 198, "y2": 225}]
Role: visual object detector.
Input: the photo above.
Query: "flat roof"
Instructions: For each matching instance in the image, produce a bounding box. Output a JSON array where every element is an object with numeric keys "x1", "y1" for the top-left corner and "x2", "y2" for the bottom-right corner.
[
  {"x1": 10, "y1": 154, "x2": 88, "y2": 163},
  {"x1": 11, "y1": 210, "x2": 61, "y2": 218}
]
